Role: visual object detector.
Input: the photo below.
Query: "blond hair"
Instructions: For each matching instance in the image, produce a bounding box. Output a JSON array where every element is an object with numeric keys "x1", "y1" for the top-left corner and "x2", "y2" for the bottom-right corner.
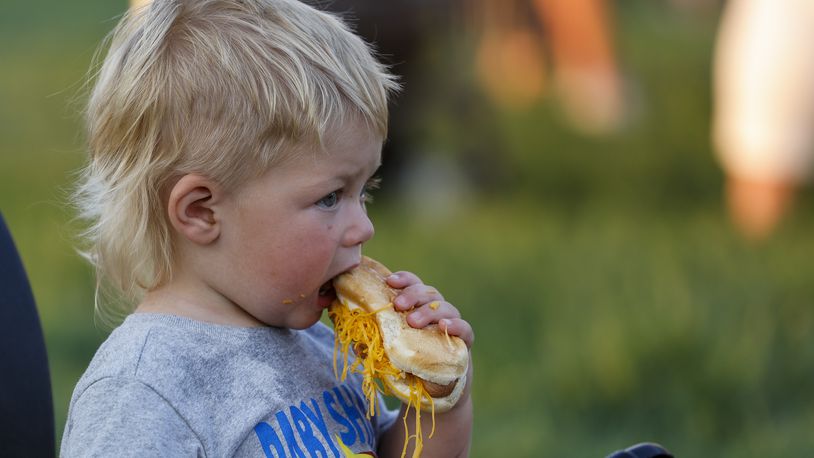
[{"x1": 73, "y1": 0, "x2": 398, "y2": 312}]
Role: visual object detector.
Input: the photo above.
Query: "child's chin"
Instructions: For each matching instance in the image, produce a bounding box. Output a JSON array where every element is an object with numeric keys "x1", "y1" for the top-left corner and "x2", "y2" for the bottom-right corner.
[{"x1": 284, "y1": 313, "x2": 322, "y2": 330}]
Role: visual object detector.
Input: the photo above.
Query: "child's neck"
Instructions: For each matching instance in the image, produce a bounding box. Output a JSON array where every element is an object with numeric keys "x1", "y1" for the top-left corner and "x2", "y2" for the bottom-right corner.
[{"x1": 137, "y1": 279, "x2": 265, "y2": 328}]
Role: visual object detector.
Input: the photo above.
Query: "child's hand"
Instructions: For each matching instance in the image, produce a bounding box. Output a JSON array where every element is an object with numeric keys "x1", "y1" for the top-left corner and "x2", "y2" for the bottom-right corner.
[
  {"x1": 385, "y1": 271, "x2": 474, "y2": 348},
  {"x1": 378, "y1": 269, "x2": 475, "y2": 458}
]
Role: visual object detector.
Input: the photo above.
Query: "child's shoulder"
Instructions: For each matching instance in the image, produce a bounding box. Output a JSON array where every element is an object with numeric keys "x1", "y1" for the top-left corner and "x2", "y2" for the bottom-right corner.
[
  {"x1": 78, "y1": 314, "x2": 240, "y2": 384},
  {"x1": 79, "y1": 313, "x2": 164, "y2": 381},
  {"x1": 70, "y1": 314, "x2": 340, "y2": 426},
  {"x1": 79, "y1": 314, "x2": 337, "y2": 389}
]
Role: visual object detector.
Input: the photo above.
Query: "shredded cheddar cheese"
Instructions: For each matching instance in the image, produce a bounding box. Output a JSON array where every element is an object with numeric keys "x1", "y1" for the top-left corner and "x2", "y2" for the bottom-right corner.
[
  {"x1": 399, "y1": 374, "x2": 435, "y2": 458},
  {"x1": 329, "y1": 301, "x2": 436, "y2": 458}
]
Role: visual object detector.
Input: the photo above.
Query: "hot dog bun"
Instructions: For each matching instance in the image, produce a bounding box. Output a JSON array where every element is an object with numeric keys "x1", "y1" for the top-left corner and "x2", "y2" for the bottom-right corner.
[{"x1": 331, "y1": 256, "x2": 469, "y2": 412}]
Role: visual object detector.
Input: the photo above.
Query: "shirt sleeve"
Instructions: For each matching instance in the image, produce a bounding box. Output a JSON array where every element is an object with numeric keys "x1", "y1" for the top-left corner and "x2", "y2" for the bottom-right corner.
[{"x1": 61, "y1": 377, "x2": 205, "y2": 457}]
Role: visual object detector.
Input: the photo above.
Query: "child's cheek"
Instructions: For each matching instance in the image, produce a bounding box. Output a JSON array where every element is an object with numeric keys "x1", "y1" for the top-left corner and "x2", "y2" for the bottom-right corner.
[{"x1": 324, "y1": 223, "x2": 342, "y2": 243}]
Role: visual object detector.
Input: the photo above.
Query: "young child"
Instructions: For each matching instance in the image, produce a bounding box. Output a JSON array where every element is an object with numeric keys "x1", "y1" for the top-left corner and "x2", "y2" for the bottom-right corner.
[{"x1": 61, "y1": 0, "x2": 474, "y2": 456}]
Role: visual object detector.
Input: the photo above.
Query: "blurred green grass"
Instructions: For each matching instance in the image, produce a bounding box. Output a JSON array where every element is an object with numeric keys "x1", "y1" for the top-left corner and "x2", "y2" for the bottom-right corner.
[
  {"x1": 3, "y1": 1, "x2": 814, "y2": 456},
  {"x1": 368, "y1": 200, "x2": 814, "y2": 457}
]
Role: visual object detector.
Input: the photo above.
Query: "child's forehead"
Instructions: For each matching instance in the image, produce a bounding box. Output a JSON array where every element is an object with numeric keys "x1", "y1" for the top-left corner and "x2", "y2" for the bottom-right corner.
[
  {"x1": 312, "y1": 118, "x2": 382, "y2": 159},
  {"x1": 324, "y1": 115, "x2": 383, "y2": 144},
  {"x1": 268, "y1": 126, "x2": 382, "y2": 173},
  {"x1": 304, "y1": 141, "x2": 383, "y2": 173}
]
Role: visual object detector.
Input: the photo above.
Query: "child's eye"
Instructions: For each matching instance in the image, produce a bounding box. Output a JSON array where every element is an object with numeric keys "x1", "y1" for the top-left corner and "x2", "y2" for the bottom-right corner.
[{"x1": 316, "y1": 191, "x2": 339, "y2": 209}]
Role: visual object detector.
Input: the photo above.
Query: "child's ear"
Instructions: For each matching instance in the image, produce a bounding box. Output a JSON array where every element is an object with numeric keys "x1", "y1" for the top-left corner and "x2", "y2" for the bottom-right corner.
[{"x1": 167, "y1": 174, "x2": 223, "y2": 245}]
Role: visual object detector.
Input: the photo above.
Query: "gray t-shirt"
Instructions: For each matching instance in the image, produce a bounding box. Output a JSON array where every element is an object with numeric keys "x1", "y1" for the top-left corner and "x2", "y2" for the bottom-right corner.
[{"x1": 61, "y1": 313, "x2": 397, "y2": 457}]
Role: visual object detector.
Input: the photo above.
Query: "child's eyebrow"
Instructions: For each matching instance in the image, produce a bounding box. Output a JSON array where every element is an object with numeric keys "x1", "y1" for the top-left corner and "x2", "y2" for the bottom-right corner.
[
  {"x1": 300, "y1": 160, "x2": 381, "y2": 191},
  {"x1": 330, "y1": 163, "x2": 382, "y2": 183},
  {"x1": 300, "y1": 173, "x2": 356, "y2": 192}
]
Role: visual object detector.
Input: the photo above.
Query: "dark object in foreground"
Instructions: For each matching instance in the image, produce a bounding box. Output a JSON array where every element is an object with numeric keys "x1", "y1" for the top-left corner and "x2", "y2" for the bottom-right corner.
[
  {"x1": 0, "y1": 213, "x2": 55, "y2": 457},
  {"x1": 606, "y1": 442, "x2": 674, "y2": 458}
]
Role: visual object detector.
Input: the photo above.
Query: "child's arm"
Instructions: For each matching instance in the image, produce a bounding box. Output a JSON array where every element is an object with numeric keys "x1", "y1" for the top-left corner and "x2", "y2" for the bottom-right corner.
[
  {"x1": 61, "y1": 378, "x2": 203, "y2": 456},
  {"x1": 377, "y1": 271, "x2": 475, "y2": 458}
]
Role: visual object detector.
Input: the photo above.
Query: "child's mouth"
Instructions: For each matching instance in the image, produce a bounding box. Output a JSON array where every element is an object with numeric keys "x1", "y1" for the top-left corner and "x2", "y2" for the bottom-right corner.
[
  {"x1": 318, "y1": 280, "x2": 334, "y2": 296},
  {"x1": 318, "y1": 280, "x2": 336, "y2": 308}
]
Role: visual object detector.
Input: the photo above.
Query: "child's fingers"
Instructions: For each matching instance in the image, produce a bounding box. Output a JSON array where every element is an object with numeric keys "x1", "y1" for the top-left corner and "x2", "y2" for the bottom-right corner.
[
  {"x1": 405, "y1": 300, "x2": 460, "y2": 327},
  {"x1": 385, "y1": 271, "x2": 421, "y2": 289},
  {"x1": 393, "y1": 283, "x2": 444, "y2": 311},
  {"x1": 439, "y1": 318, "x2": 474, "y2": 348},
  {"x1": 384, "y1": 270, "x2": 473, "y2": 347}
]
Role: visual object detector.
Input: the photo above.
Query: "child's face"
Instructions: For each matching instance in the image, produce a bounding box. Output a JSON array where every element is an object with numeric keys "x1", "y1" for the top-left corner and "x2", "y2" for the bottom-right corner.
[{"x1": 213, "y1": 119, "x2": 381, "y2": 329}]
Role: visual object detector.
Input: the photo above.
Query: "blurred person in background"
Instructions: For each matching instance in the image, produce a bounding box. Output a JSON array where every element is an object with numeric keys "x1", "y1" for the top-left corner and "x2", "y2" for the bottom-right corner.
[
  {"x1": 713, "y1": 0, "x2": 814, "y2": 240},
  {"x1": 299, "y1": 0, "x2": 507, "y2": 219},
  {"x1": 474, "y1": 0, "x2": 628, "y2": 135},
  {"x1": 300, "y1": 0, "x2": 466, "y2": 195}
]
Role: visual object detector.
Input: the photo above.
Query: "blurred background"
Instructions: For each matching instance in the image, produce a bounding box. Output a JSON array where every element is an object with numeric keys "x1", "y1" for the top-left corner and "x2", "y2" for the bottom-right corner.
[{"x1": 3, "y1": 0, "x2": 814, "y2": 456}]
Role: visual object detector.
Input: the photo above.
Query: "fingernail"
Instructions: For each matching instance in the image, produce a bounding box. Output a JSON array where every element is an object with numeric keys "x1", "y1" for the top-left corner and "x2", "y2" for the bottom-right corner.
[{"x1": 388, "y1": 273, "x2": 399, "y2": 281}]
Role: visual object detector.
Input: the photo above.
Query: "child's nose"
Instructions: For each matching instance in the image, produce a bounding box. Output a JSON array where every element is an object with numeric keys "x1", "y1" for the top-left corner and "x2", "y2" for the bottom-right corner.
[{"x1": 342, "y1": 206, "x2": 375, "y2": 246}]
